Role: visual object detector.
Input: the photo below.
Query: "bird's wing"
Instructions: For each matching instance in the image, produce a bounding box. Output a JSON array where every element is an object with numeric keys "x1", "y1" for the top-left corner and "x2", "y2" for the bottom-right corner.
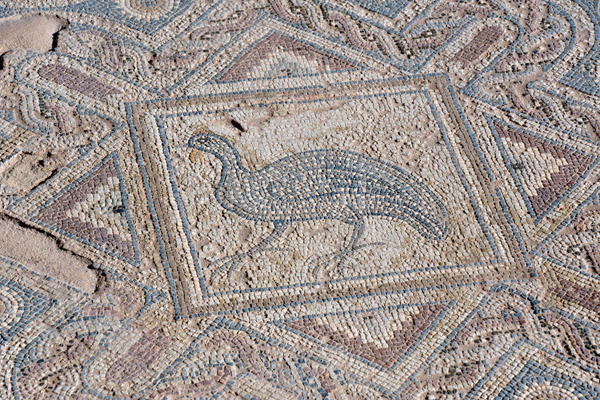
[{"x1": 260, "y1": 151, "x2": 417, "y2": 203}]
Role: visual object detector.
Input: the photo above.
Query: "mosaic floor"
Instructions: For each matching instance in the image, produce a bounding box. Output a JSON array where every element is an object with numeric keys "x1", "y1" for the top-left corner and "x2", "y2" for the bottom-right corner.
[{"x1": 0, "y1": 0, "x2": 600, "y2": 398}]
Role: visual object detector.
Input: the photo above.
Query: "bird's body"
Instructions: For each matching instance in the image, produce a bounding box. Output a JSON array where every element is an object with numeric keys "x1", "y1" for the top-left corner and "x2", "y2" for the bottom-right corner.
[
  {"x1": 189, "y1": 132, "x2": 448, "y2": 280},
  {"x1": 215, "y1": 148, "x2": 446, "y2": 239}
]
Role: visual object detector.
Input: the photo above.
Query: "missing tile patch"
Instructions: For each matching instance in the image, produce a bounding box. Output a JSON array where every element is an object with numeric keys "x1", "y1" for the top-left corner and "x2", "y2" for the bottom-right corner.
[
  {"x1": 0, "y1": 215, "x2": 97, "y2": 293},
  {"x1": 0, "y1": 14, "x2": 67, "y2": 70}
]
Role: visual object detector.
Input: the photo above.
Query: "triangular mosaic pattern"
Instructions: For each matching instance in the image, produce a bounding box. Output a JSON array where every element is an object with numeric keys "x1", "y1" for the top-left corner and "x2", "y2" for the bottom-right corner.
[
  {"x1": 33, "y1": 154, "x2": 140, "y2": 265},
  {"x1": 216, "y1": 32, "x2": 359, "y2": 82},
  {"x1": 282, "y1": 303, "x2": 446, "y2": 369},
  {"x1": 490, "y1": 119, "x2": 596, "y2": 219}
]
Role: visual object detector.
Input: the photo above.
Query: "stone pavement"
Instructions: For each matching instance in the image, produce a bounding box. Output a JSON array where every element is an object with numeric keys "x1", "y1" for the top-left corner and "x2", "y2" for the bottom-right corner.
[{"x1": 0, "y1": 1, "x2": 600, "y2": 398}]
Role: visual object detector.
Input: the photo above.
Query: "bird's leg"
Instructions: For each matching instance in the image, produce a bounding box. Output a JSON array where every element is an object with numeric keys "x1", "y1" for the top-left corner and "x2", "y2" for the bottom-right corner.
[
  {"x1": 312, "y1": 219, "x2": 365, "y2": 278},
  {"x1": 246, "y1": 221, "x2": 290, "y2": 258},
  {"x1": 343, "y1": 220, "x2": 365, "y2": 255},
  {"x1": 210, "y1": 221, "x2": 289, "y2": 283},
  {"x1": 208, "y1": 253, "x2": 246, "y2": 284}
]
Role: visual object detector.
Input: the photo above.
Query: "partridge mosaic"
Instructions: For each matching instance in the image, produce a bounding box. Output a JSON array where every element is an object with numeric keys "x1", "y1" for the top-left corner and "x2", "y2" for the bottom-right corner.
[{"x1": 0, "y1": 0, "x2": 600, "y2": 399}]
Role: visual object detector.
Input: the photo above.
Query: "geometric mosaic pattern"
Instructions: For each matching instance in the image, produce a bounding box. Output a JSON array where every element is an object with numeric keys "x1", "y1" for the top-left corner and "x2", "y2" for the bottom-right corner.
[
  {"x1": 215, "y1": 33, "x2": 360, "y2": 82},
  {"x1": 0, "y1": 0, "x2": 600, "y2": 398},
  {"x1": 33, "y1": 154, "x2": 139, "y2": 264},
  {"x1": 490, "y1": 119, "x2": 597, "y2": 220},
  {"x1": 0, "y1": 273, "x2": 53, "y2": 348},
  {"x1": 281, "y1": 302, "x2": 447, "y2": 369}
]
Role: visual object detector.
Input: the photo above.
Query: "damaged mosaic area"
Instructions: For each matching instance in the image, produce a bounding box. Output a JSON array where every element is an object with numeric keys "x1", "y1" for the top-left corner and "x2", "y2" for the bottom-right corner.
[{"x1": 0, "y1": 0, "x2": 600, "y2": 398}]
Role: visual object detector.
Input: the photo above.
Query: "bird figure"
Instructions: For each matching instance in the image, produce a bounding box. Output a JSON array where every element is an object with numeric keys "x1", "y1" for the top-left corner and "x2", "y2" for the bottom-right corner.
[{"x1": 188, "y1": 130, "x2": 448, "y2": 282}]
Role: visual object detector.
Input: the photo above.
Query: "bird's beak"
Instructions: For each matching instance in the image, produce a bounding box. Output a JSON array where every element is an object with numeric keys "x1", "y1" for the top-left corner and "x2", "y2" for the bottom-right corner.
[{"x1": 189, "y1": 149, "x2": 204, "y2": 164}]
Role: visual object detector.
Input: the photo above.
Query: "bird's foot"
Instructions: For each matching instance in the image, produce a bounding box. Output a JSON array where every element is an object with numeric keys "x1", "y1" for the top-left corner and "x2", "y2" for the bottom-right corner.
[
  {"x1": 354, "y1": 241, "x2": 385, "y2": 252},
  {"x1": 209, "y1": 247, "x2": 292, "y2": 285},
  {"x1": 311, "y1": 241, "x2": 385, "y2": 280},
  {"x1": 258, "y1": 246, "x2": 293, "y2": 254},
  {"x1": 209, "y1": 253, "x2": 247, "y2": 284},
  {"x1": 311, "y1": 251, "x2": 349, "y2": 280}
]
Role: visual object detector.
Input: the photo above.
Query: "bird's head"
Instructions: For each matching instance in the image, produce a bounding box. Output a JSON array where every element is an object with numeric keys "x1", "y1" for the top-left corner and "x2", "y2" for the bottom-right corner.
[
  {"x1": 188, "y1": 130, "x2": 237, "y2": 162},
  {"x1": 189, "y1": 131, "x2": 220, "y2": 152}
]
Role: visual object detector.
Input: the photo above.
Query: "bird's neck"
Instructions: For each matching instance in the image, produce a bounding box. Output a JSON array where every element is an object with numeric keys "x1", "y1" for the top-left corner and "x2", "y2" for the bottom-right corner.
[{"x1": 217, "y1": 145, "x2": 248, "y2": 186}]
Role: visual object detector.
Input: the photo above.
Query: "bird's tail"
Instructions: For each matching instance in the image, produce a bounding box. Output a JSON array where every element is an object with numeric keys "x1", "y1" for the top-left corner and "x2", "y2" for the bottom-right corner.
[{"x1": 393, "y1": 184, "x2": 448, "y2": 241}]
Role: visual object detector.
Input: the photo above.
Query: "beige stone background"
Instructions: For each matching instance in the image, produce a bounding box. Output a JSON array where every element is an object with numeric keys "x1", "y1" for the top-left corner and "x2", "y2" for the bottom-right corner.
[{"x1": 1, "y1": 1, "x2": 600, "y2": 399}]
